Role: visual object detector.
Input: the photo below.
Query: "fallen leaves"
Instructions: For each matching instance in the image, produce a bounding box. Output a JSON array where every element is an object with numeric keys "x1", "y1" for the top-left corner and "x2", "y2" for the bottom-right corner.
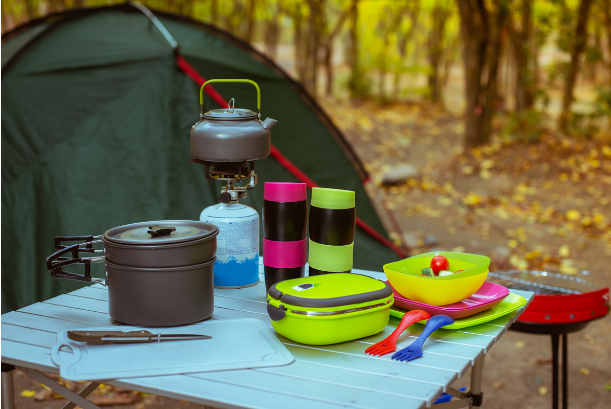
[
  {"x1": 580, "y1": 367, "x2": 591, "y2": 376},
  {"x1": 559, "y1": 244, "x2": 570, "y2": 258},
  {"x1": 536, "y1": 358, "x2": 552, "y2": 365},
  {"x1": 539, "y1": 386, "x2": 549, "y2": 395},
  {"x1": 20, "y1": 390, "x2": 37, "y2": 398}
]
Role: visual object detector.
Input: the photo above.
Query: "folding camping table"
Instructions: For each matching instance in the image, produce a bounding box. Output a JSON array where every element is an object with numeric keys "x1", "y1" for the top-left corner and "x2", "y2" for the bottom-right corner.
[{"x1": 1, "y1": 264, "x2": 534, "y2": 409}]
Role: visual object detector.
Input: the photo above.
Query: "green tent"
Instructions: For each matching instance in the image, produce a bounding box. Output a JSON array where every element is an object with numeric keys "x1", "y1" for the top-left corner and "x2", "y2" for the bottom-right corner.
[{"x1": 1, "y1": 4, "x2": 400, "y2": 313}]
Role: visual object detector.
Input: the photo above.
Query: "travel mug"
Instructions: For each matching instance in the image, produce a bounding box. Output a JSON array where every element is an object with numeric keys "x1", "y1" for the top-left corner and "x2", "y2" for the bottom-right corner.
[
  {"x1": 263, "y1": 182, "x2": 308, "y2": 291},
  {"x1": 308, "y1": 187, "x2": 356, "y2": 276}
]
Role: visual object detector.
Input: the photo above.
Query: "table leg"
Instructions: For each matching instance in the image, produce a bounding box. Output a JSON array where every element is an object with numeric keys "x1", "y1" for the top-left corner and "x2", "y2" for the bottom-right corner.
[
  {"x1": 17, "y1": 367, "x2": 101, "y2": 409},
  {"x1": 1, "y1": 363, "x2": 16, "y2": 409},
  {"x1": 551, "y1": 334, "x2": 559, "y2": 409},
  {"x1": 469, "y1": 354, "x2": 485, "y2": 408},
  {"x1": 562, "y1": 333, "x2": 568, "y2": 409},
  {"x1": 63, "y1": 381, "x2": 101, "y2": 409}
]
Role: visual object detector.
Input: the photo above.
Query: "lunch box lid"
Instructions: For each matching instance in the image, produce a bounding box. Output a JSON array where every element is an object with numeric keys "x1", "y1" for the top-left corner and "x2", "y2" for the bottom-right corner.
[
  {"x1": 268, "y1": 273, "x2": 392, "y2": 308},
  {"x1": 104, "y1": 220, "x2": 219, "y2": 246}
]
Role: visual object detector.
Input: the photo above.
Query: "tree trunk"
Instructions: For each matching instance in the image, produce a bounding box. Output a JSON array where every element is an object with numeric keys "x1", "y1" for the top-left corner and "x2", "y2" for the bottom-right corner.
[
  {"x1": 211, "y1": 0, "x2": 218, "y2": 24},
  {"x1": 347, "y1": 0, "x2": 363, "y2": 97},
  {"x1": 244, "y1": 0, "x2": 256, "y2": 43},
  {"x1": 264, "y1": 4, "x2": 281, "y2": 60},
  {"x1": 379, "y1": 32, "x2": 390, "y2": 101},
  {"x1": 508, "y1": 0, "x2": 533, "y2": 112},
  {"x1": 293, "y1": 13, "x2": 307, "y2": 86},
  {"x1": 428, "y1": 2, "x2": 448, "y2": 104},
  {"x1": 455, "y1": 0, "x2": 506, "y2": 149},
  {"x1": 558, "y1": 0, "x2": 593, "y2": 131},
  {"x1": 482, "y1": 1, "x2": 508, "y2": 139},
  {"x1": 24, "y1": 0, "x2": 37, "y2": 19},
  {"x1": 393, "y1": 2, "x2": 420, "y2": 100},
  {"x1": 324, "y1": 46, "x2": 334, "y2": 96},
  {"x1": 305, "y1": 0, "x2": 322, "y2": 95},
  {"x1": 604, "y1": 0, "x2": 611, "y2": 86},
  {"x1": 323, "y1": 8, "x2": 350, "y2": 96}
]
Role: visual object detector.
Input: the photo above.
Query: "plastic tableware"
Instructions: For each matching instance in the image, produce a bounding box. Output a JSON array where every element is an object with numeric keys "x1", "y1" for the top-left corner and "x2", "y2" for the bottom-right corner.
[
  {"x1": 391, "y1": 315, "x2": 455, "y2": 362},
  {"x1": 383, "y1": 251, "x2": 490, "y2": 306},
  {"x1": 364, "y1": 310, "x2": 431, "y2": 356},
  {"x1": 389, "y1": 292, "x2": 528, "y2": 330},
  {"x1": 388, "y1": 281, "x2": 510, "y2": 319}
]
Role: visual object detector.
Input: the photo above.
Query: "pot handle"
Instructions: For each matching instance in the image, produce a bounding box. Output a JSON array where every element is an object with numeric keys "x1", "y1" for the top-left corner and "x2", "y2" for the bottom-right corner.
[
  {"x1": 46, "y1": 236, "x2": 104, "y2": 282},
  {"x1": 199, "y1": 79, "x2": 261, "y2": 119}
]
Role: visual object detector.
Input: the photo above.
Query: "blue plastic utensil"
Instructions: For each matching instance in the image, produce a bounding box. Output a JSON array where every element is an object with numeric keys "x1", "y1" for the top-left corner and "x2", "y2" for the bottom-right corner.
[{"x1": 391, "y1": 315, "x2": 454, "y2": 362}]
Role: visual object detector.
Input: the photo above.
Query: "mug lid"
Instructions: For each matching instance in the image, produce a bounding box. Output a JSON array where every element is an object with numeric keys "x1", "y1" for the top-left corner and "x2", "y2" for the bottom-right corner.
[
  {"x1": 104, "y1": 220, "x2": 218, "y2": 246},
  {"x1": 264, "y1": 182, "x2": 307, "y2": 202},
  {"x1": 311, "y1": 187, "x2": 355, "y2": 210}
]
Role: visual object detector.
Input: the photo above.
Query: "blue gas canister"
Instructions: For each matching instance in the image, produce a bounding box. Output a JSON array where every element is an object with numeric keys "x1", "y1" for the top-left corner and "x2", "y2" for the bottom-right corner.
[{"x1": 200, "y1": 203, "x2": 260, "y2": 288}]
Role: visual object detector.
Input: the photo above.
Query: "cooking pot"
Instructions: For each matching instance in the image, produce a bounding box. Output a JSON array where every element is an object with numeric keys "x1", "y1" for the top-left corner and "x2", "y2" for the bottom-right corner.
[{"x1": 46, "y1": 220, "x2": 219, "y2": 327}]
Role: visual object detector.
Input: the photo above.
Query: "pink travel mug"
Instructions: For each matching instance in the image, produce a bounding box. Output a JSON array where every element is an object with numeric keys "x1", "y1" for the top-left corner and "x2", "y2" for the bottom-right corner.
[{"x1": 263, "y1": 182, "x2": 308, "y2": 292}]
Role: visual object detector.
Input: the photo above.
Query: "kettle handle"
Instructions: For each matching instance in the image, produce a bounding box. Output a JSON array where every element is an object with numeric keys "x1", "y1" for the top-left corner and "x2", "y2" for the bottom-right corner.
[{"x1": 199, "y1": 79, "x2": 261, "y2": 119}]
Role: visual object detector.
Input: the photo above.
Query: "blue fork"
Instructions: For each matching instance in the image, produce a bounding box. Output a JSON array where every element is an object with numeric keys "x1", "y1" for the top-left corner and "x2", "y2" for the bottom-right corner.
[{"x1": 391, "y1": 315, "x2": 454, "y2": 362}]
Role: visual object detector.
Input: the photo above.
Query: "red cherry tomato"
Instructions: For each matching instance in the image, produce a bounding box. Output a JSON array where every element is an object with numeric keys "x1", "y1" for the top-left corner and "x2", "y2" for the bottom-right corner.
[{"x1": 430, "y1": 255, "x2": 449, "y2": 275}]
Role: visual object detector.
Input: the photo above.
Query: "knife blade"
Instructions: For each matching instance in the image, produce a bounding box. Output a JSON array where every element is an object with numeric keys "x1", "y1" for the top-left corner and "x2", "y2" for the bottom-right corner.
[{"x1": 67, "y1": 330, "x2": 212, "y2": 344}]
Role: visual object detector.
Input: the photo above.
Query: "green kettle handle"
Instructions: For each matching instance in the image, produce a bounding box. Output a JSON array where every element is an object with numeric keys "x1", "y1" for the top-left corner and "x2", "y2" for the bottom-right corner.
[{"x1": 199, "y1": 79, "x2": 261, "y2": 119}]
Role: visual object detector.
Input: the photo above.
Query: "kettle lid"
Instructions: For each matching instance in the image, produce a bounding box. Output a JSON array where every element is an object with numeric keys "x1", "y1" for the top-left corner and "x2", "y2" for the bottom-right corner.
[{"x1": 203, "y1": 108, "x2": 257, "y2": 120}]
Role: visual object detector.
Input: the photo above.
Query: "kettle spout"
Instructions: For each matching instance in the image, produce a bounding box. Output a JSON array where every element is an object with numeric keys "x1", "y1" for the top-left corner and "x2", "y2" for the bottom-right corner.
[{"x1": 261, "y1": 117, "x2": 278, "y2": 130}]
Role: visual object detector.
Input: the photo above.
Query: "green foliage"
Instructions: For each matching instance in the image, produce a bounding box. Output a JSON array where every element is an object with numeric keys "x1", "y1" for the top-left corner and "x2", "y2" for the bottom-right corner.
[
  {"x1": 565, "y1": 88, "x2": 611, "y2": 138},
  {"x1": 501, "y1": 109, "x2": 547, "y2": 143}
]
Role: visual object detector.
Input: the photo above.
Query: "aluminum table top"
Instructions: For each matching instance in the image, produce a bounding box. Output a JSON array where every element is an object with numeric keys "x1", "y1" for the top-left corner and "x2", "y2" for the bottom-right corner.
[{"x1": 1, "y1": 265, "x2": 534, "y2": 409}]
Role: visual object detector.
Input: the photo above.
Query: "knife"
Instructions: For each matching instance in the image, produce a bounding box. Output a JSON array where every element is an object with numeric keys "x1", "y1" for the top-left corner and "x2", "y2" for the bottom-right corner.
[{"x1": 67, "y1": 330, "x2": 212, "y2": 344}]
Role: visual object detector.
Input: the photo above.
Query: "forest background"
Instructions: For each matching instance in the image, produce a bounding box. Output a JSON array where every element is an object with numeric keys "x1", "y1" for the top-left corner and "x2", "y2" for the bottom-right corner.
[{"x1": 2, "y1": 0, "x2": 611, "y2": 408}]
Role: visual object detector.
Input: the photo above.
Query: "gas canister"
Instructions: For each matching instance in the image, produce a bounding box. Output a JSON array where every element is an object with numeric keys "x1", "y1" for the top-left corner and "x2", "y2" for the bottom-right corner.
[{"x1": 201, "y1": 203, "x2": 259, "y2": 288}]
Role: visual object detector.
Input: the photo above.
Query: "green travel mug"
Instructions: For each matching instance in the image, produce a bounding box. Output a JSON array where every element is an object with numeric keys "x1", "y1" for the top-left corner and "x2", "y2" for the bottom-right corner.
[{"x1": 308, "y1": 187, "x2": 356, "y2": 276}]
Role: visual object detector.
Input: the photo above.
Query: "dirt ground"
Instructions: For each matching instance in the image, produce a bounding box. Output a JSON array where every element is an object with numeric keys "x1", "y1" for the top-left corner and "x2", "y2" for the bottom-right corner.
[{"x1": 10, "y1": 99, "x2": 611, "y2": 408}]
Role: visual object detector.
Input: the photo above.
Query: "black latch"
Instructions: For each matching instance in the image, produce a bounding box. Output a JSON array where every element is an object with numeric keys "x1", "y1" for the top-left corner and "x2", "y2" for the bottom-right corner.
[
  {"x1": 267, "y1": 302, "x2": 286, "y2": 321},
  {"x1": 467, "y1": 392, "x2": 484, "y2": 407}
]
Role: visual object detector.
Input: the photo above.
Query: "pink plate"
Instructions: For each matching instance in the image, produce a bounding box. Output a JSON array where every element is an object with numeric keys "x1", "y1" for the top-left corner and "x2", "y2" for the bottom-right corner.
[{"x1": 388, "y1": 281, "x2": 510, "y2": 319}]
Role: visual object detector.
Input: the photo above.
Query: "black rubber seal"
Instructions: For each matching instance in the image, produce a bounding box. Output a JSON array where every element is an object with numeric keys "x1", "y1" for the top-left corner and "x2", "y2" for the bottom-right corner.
[
  {"x1": 308, "y1": 266, "x2": 351, "y2": 276},
  {"x1": 268, "y1": 284, "x2": 283, "y2": 300},
  {"x1": 263, "y1": 200, "x2": 308, "y2": 241},
  {"x1": 309, "y1": 206, "x2": 356, "y2": 245},
  {"x1": 279, "y1": 281, "x2": 392, "y2": 308}
]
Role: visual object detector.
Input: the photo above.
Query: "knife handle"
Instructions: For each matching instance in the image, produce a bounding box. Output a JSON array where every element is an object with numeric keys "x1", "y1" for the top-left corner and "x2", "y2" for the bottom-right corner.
[{"x1": 67, "y1": 330, "x2": 153, "y2": 343}]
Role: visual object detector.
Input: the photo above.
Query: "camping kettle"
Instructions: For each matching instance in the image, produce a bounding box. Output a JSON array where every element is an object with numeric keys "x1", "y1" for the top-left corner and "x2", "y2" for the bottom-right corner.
[{"x1": 191, "y1": 79, "x2": 277, "y2": 163}]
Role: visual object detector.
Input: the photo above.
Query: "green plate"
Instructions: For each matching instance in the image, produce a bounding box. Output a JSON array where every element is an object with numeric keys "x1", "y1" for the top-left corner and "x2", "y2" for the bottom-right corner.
[{"x1": 389, "y1": 292, "x2": 528, "y2": 329}]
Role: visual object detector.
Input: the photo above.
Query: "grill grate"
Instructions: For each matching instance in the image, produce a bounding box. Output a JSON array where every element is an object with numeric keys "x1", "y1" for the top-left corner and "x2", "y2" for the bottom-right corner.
[{"x1": 488, "y1": 270, "x2": 599, "y2": 296}]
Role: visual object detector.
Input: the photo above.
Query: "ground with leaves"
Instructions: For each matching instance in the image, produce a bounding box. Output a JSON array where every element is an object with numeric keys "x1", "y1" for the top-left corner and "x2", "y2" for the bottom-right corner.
[{"x1": 13, "y1": 100, "x2": 611, "y2": 408}]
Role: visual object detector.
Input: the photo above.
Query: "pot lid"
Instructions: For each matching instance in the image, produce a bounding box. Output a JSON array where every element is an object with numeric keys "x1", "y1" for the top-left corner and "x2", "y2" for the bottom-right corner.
[
  {"x1": 203, "y1": 108, "x2": 257, "y2": 120},
  {"x1": 104, "y1": 220, "x2": 219, "y2": 246}
]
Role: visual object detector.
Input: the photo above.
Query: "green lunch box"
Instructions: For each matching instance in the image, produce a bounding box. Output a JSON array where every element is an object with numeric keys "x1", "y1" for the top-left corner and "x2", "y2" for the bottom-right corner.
[{"x1": 266, "y1": 273, "x2": 394, "y2": 345}]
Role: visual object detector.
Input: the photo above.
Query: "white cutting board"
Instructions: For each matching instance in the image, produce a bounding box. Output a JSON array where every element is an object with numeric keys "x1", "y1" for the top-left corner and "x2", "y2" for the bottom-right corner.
[{"x1": 51, "y1": 318, "x2": 294, "y2": 381}]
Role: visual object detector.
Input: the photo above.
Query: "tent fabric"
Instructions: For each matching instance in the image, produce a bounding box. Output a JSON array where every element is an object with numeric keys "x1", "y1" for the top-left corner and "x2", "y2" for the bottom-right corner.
[{"x1": 1, "y1": 4, "x2": 399, "y2": 313}]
